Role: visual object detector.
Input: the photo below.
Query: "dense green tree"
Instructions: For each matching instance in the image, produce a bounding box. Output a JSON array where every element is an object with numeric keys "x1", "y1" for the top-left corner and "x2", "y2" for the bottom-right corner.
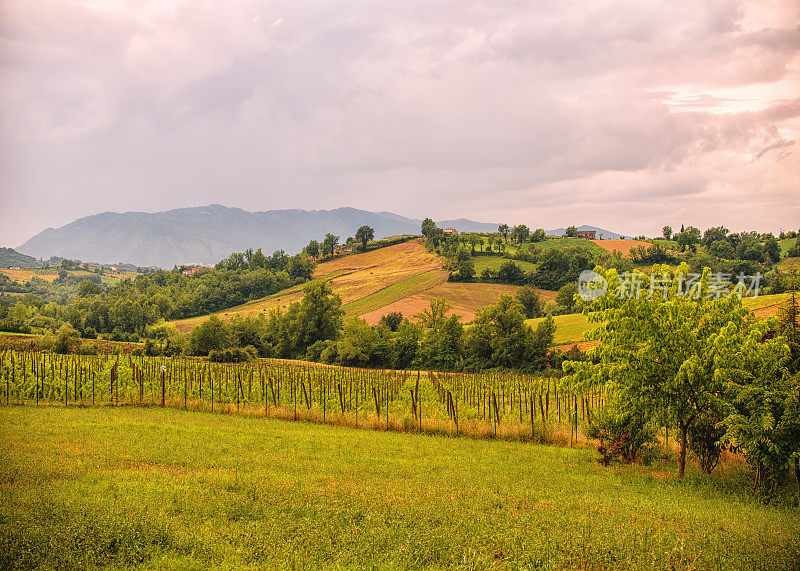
[
  {"x1": 322, "y1": 233, "x2": 340, "y2": 257},
  {"x1": 391, "y1": 320, "x2": 422, "y2": 369},
  {"x1": 303, "y1": 240, "x2": 320, "y2": 259},
  {"x1": 565, "y1": 226, "x2": 578, "y2": 238},
  {"x1": 422, "y1": 314, "x2": 465, "y2": 370},
  {"x1": 662, "y1": 225, "x2": 673, "y2": 240},
  {"x1": 675, "y1": 226, "x2": 701, "y2": 252},
  {"x1": 378, "y1": 311, "x2": 404, "y2": 332},
  {"x1": 511, "y1": 224, "x2": 530, "y2": 244},
  {"x1": 466, "y1": 295, "x2": 554, "y2": 369},
  {"x1": 532, "y1": 247, "x2": 595, "y2": 290},
  {"x1": 564, "y1": 264, "x2": 760, "y2": 478},
  {"x1": 497, "y1": 261, "x2": 527, "y2": 285},
  {"x1": 336, "y1": 317, "x2": 388, "y2": 366},
  {"x1": 709, "y1": 240, "x2": 735, "y2": 260},
  {"x1": 52, "y1": 323, "x2": 80, "y2": 354},
  {"x1": 531, "y1": 228, "x2": 546, "y2": 243},
  {"x1": 763, "y1": 237, "x2": 781, "y2": 264},
  {"x1": 77, "y1": 280, "x2": 102, "y2": 297},
  {"x1": 702, "y1": 226, "x2": 729, "y2": 246},
  {"x1": 421, "y1": 218, "x2": 437, "y2": 240},
  {"x1": 450, "y1": 247, "x2": 475, "y2": 282},
  {"x1": 228, "y1": 315, "x2": 266, "y2": 355},
  {"x1": 188, "y1": 315, "x2": 230, "y2": 356},
  {"x1": 735, "y1": 233, "x2": 765, "y2": 262},
  {"x1": 713, "y1": 312, "x2": 799, "y2": 501},
  {"x1": 516, "y1": 286, "x2": 543, "y2": 318},
  {"x1": 414, "y1": 298, "x2": 450, "y2": 330},
  {"x1": 498, "y1": 224, "x2": 510, "y2": 243},
  {"x1": 355, "y1": 225, "x2": 375, "y2": 252},
  {"x1": 144, "y1": 321, "x2": 185, "y2": 356},
  {"x1": 556, "y1": 283, "x2": 579, "y2": 312},
  {"x1": 289, "y1": 280, "x2": 344, "y2": 354}
]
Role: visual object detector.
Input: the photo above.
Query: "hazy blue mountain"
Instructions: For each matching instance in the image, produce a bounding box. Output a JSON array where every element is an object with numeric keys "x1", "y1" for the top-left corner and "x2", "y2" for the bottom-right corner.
[{"x1": 16, "y1": 205, "x2": 501, "y2": 268}]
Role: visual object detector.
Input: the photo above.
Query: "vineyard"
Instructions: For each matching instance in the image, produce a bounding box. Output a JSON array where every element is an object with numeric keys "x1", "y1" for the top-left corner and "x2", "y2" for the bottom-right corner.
[{"x1": 0, "y1": 346, "x2": 602, "y2": 445}]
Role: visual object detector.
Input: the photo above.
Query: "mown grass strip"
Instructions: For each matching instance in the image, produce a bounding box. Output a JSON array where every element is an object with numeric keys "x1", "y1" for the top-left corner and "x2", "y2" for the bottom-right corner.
[{"x1": 341, "y1": 270, "x2": 446, "y2": 317}]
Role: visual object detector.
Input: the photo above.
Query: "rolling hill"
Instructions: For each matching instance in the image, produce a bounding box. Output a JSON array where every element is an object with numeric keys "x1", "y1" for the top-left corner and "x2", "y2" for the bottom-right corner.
[
  {"x1": 170, "y1": 240, "x2": 556, "y2": 332},
  {"x1": 0, "y1": 247, "x2": 38, "y2": 268}
]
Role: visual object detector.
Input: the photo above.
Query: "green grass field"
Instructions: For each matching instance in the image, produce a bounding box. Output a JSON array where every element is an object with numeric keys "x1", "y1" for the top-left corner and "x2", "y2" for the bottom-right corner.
[
  {"x1": 473, "y1": 255, "x2": 538, "y2": 274},
  {"x1": 1, "y1": 407, "x2": 796, "y2": 569},
  {"x1": 526, "y1": 312, "x2": 597, "y2": 345},
  {"x1": 779, "y1": 237, "x2": 797, "y2": 258},
  {"x1": 537, "y1": 237, "x2": 606, "y2": 255}
]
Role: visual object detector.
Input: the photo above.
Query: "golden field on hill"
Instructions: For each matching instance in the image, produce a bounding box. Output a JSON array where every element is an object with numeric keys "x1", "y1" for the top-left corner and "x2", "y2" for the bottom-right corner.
[{"x1": 171, "y1": 241, "x2": 557, "y2": 331}]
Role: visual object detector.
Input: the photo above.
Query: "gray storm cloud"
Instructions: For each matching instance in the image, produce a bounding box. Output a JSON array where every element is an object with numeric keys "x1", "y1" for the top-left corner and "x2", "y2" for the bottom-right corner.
[{"x1": 1, "y1": 0, "x2": 798, "y2": 245}]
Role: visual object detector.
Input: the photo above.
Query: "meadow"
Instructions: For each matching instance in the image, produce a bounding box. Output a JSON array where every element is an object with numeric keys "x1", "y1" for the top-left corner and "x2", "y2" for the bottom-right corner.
[
  {"x1": 1, "y1": 406, "x2": 797, "y2": 570},
  {"x1": 526, "y1": 312, "x2": 600, "y2": 346},
  {"x1": 0, "y1": 267, "x2": 139, "y2": 287},
  {"x1": 472, "y1": 255, "x2": 538, "y2": 274}
]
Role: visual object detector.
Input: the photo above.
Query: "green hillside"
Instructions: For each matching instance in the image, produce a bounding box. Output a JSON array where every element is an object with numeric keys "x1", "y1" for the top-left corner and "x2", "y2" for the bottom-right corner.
[{"x1": 0, "y1": 247, "x2": 37, "y2": 268}]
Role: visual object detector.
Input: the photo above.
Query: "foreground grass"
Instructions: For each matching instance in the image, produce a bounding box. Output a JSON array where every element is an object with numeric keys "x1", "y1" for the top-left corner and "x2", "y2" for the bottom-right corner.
[{"x1": 1, "y1": 407, "x2": 798, "y2": 570}]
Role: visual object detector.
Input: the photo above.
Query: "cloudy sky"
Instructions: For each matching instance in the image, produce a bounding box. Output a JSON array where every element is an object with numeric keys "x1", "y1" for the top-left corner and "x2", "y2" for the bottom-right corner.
[{"x1": 1, "y1": 0, "x2": 799, "y2": 246}]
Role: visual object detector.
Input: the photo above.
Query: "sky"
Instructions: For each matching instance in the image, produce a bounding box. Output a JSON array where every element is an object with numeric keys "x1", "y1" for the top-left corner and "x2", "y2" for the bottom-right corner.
[{"x1": 1, "y1": 0, "x2": 799, "y2": 246}]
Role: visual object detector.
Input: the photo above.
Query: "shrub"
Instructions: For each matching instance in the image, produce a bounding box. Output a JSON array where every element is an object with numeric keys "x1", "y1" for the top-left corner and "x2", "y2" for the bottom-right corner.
[
  {"x1": 688, "y1": 411, "x2": 726, "y2": 474},
  {"x1": 587, "y1": 405, "x2": 657, "y2": 464},
  {"x1": 208, "y1": 346, "x2": 257, "y2": 363},
  {"x1": 53, "y1": 324, "x2": 80, "y2": 354},
  {"x1": 77, "y1": 342, "x2": 99, "y2": 355},
  {"x1": 378, "y1": 311, "x2": 404, "y2": 332}
]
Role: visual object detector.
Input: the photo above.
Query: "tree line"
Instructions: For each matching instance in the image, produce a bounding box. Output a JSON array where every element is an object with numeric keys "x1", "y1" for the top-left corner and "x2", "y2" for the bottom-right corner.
[
  {"x1": 184, "y1": 280, "x2": 560, "y2": 372},
  {"x1": 0, "y1": 247, "x2": 316, "y2": 340}
]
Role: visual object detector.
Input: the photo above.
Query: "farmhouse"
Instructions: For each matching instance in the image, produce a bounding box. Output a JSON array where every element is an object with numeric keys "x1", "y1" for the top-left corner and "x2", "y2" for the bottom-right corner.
[
  {"x1": 181, "y1": 266, "x2": 211, "y2": 276},
  {"x1": 576, "y1": 230, "x2": 596, "y2": 239},
  {"x1": 443, "y1": 227, "x2": 458, "y2": 235}
]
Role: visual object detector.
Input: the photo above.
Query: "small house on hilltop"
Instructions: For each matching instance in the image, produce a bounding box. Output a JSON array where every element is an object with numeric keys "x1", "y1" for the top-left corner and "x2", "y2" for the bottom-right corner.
[
  {"x1": 443, "y1": 228, "x2": 458, "y2": 235},
  {"x1": 181, "y1": 266, "x2": 211, "y2": 276},
  {"x1": 577, "y1": 230, "x2": 596, "y2": 240}
]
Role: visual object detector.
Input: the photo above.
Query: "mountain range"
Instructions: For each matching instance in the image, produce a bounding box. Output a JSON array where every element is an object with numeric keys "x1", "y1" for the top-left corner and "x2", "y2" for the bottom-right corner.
[{"x1": 15, "y1": 205, "x2": 621, "y2": 268}]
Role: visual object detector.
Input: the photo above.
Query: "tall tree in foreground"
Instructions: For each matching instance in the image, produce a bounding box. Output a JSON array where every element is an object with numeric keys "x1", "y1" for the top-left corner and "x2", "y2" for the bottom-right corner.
[
  {"x1": 288, "y1": 280, "x2": 345, "y2": 354},
  {"x1": 564, "y1": 264, "x2": 777, "y2": 478},
  {"x1": 720, "y1": 291, "x2": 800, "y2": 501}
]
